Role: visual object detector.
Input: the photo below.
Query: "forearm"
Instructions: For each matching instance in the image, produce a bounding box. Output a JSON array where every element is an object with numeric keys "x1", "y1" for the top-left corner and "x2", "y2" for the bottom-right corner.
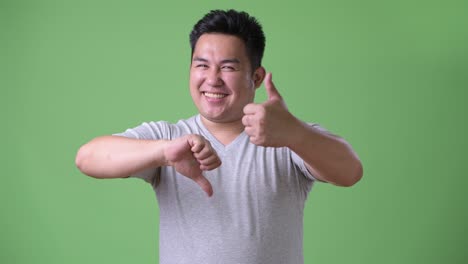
[
  {"x1": 288, "y1": 120, "x2": 363, "y2": 186},
  {"x1": 75, "y1": 135, "x2": 168, "y2": 178}
]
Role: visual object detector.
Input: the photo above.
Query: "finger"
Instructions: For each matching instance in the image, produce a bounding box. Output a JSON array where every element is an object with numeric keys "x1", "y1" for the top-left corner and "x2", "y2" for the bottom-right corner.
[
  {"x1": 242, "y1": 115, "x2": 250, "y2": 127},
  {"x1": 193, "y1": 151, "x2": 209, "y2": 160},
  {"x1": 264, "y1": 72, "x2": 282, "y2": 101},
  {"x1": 248, "y1": 135, "x2": 260, "y2": 145},
  {"x1": 193, "y1": 174, "x2": 214, "y2": 197},
  {"x1": 198, "y1": 154, "x2": 221, "y2": 166},
  {"x1": 243, "y1": 103, "x2": 261, "y2": 115},
  {"x1": 200, "y1": 158, "x2": 222, "y2": 171},
  {"x1": 189, "y1": 136, "x2": 205, "y2": 153},
  {"x1": 244, "y1": 126, "x2": 255, "y2": 137},
  {"x1": 193, "y1": 145, "x2": 214, "y2": 160}
]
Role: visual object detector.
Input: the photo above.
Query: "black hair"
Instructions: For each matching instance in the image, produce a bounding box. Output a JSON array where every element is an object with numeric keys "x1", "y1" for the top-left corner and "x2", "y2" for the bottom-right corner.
[{"x1": 189, "y1": 9, "x2": 265, "y2": 71}]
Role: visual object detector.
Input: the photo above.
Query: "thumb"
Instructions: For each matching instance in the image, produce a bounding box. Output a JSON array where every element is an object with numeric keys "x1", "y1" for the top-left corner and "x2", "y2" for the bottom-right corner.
[
  {"x1": 194, "y1": 174, "x2": 214, "y2": 197},
  {"x1": 265, "y1": 72, "x2": 282, "y2": 101}
]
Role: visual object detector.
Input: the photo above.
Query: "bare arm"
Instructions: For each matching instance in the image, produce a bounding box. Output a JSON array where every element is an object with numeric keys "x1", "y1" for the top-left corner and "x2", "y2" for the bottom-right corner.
[
  {"x1": 75, "y1": 134, "x2": 221, "y2": 196},
  {"x1": 286, "y1": 120, "x2": 363, "y2": 186},
  {"x1": 75, "y1": 135, "x2": 168, "y2": 179}
]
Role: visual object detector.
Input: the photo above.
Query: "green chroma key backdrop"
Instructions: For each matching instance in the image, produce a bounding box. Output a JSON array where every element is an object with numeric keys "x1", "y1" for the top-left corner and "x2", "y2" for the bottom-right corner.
[{"x1": 2, "y1": 0, "x2": 467, "y2": 263}]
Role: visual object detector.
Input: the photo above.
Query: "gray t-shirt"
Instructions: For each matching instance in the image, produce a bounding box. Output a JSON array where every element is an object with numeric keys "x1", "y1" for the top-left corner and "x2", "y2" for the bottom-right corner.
[{"x1": 117, "y1": 115, "x2": 318, "y2": 264}]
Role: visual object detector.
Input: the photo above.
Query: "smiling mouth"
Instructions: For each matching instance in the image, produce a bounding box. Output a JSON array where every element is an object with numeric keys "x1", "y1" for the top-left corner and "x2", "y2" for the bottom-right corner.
[{"x1": 203, "y1": 92, "x2": 228, "y2": 99}]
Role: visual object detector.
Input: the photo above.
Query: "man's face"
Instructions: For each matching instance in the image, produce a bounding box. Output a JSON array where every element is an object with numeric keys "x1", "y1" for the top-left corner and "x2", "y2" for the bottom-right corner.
[{"x1": 190, "y1": 33, "x2": 263, "y2": 124}]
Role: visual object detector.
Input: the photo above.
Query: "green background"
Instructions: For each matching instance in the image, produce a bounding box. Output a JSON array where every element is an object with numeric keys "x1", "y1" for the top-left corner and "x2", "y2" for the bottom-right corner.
[{"x1": 2, "y1": 0, "x2": 467, "y2": 263}]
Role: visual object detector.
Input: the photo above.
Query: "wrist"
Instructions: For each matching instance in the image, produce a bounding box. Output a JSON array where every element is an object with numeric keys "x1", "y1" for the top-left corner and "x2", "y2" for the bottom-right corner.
[
  {"x1": 152, "y1": 139, "x2": 171, "y2": 167},
  {"x1": 286, "y1": 119, "x2": 313, "y2": 150}
]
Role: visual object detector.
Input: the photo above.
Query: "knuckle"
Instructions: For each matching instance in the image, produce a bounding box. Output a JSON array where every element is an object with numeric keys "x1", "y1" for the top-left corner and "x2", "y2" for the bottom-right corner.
[
  {"x1": 249, "y1": 137, "x2": 257, "y2": 144},
  {"x1": 258, "y1": 118, "x2": 265, "y2": 127},
  {"x1": 242, "y1": 116, "x2": 248, "y2": 125},
  {"x1": 258, "y1": 106, "x2": 266, "y2": 115}
]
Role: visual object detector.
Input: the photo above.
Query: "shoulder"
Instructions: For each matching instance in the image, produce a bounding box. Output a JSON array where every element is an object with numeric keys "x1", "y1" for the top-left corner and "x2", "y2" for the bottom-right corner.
[{"x1": 115, "y1": 115, "x2": 200, "y2": 140}]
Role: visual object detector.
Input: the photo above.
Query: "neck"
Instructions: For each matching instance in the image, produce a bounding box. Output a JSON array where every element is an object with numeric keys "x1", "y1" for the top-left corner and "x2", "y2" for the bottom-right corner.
[{"x1": 200, "y1": 116, "x2": 245, "y2": 146}]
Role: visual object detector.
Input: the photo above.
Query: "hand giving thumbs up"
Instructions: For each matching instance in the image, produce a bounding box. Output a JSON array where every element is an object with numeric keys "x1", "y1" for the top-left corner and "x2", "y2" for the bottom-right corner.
[{"x1": 242, "y1": 73, "x2": 301, "y2": 147}]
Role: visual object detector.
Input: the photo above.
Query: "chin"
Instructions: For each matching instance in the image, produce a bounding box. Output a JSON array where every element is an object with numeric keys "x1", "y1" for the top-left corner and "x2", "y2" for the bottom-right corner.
[{"x1": 206, "y1": 114, "x2": 243, "y2": 124}]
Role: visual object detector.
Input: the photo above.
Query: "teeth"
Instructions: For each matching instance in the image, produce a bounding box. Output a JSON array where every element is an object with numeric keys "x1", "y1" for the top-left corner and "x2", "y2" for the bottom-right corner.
[{"x1": 204, "y1": 92, "x2": 226, "y2": 98}]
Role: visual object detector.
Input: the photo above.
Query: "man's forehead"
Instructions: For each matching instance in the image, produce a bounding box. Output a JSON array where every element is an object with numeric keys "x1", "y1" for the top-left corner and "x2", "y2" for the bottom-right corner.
[
  {"x1": 192, "y1": 33, "x2": 248, "y2": 61},
  {"x1": 195, "y1": 34, "x2": 245, "y2": 50}
]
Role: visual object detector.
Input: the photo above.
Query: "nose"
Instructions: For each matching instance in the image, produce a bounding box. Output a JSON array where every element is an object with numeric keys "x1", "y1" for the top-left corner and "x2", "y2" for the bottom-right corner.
[{"x1": 206, "y1": 67, "x2": 223, "y2": 87}]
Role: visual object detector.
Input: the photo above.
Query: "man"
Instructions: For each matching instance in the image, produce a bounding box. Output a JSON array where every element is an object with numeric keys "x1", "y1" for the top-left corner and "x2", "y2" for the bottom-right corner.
[{"x1": 76, "y1": 9, "x2": 363, "y2": 264}]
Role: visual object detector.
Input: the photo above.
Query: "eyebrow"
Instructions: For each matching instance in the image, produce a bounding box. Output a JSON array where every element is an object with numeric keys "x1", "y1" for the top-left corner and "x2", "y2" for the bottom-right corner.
[{"x1": 192, "y1": 57, "x2": 240, "y2": 64}]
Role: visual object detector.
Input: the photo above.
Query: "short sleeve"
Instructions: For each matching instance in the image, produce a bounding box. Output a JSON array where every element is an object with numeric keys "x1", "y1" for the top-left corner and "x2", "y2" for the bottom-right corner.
[
  {"x1": 113, "y1": 121, "x2": 172, "y2": 140},
  {"x1": 291, "y1": 151, "x2": 316, "y2": 181},
  {"x1": 291, "y1": 123, "x2": 329, "y2": 181}
]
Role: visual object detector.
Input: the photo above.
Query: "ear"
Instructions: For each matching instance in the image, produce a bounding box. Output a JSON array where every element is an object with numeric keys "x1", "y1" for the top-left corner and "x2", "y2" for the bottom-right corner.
[{"x1": 252, "y1": 66, "x2": 266, "y2": 88}]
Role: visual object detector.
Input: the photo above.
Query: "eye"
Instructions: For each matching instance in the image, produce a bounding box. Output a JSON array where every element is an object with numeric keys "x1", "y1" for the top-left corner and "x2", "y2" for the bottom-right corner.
[
  {"x1": 195, "y1": 64, "x2": 208, "y2": 69},
  {"x1": 221, "y1": 65, "x2": 236, "y2": 71}
]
